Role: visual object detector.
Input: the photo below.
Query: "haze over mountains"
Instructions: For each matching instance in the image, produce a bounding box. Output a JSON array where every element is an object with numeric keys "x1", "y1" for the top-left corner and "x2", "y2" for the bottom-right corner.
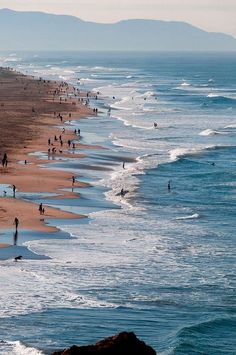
[{"x1": 0, "y1": 8, "x2": 236, "y2": 51}]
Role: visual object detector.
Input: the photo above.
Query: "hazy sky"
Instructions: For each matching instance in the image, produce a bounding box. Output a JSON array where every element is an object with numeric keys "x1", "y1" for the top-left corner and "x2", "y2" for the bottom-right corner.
[{"x1": 0, "y1": 0, "x2": 235, "y2": 37}]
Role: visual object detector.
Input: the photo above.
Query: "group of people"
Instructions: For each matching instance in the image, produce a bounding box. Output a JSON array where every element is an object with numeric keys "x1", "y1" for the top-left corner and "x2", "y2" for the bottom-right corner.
[{"x1": 3, "y1": 78, "x2": 99, "y2": 255}]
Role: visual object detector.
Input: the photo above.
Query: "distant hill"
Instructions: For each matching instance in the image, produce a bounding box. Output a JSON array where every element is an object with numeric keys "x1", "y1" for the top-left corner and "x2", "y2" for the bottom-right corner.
[{"x1": 0, "y1": 8, "x2": 236, "y2": 51}]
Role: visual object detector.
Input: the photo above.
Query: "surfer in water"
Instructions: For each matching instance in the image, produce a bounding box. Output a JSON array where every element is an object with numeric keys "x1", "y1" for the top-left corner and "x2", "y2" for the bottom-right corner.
[
  {"x1": 168, "y1": 180, "x2": 171, "y2": 191},
  {"x1": 154, "y1": 122, "x2": 158, "y2": 128}
]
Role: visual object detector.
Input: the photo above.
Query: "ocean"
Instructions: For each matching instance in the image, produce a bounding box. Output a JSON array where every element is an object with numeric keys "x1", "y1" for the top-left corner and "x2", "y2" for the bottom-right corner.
[{"x1": 0, "y1": 51, "x2": 235, "y2": 354}]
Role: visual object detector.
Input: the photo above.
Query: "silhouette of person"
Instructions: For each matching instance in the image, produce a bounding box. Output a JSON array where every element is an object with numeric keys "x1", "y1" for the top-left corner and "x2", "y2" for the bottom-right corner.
[
  {"x1": 12, "y1": 184, "x2": 16, "y2": 198},
  {"x1": 39, "y1": 203, "x2": 43, "y2": 215},
  {"x1": 14, "y1": 217, "x2": 19, "y2": 231}
]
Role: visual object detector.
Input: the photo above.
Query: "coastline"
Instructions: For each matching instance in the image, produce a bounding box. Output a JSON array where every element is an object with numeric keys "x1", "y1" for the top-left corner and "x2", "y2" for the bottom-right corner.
[
  {"x1": 0, "y1": 52, "x2": 235, "y2": 354},
  {"x1": 0, "y1": 67, "x2": 95, "y2": 242}
]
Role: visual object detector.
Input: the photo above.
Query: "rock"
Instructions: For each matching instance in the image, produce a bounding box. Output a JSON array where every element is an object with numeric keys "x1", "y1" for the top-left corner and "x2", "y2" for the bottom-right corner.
[{"x1": 52, "y1": 331, "x2": 156, "y2": 355}]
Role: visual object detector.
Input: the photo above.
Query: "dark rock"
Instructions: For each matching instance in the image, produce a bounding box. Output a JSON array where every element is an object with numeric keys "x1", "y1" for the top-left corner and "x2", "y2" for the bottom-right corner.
[{"x1": 52, "y1": 331, "x2": 156, "y2": 355}]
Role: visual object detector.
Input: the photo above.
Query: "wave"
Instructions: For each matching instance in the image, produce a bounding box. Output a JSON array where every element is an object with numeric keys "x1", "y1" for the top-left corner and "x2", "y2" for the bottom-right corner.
[
  {"x1": 175, "y1": 213, "x2": 200, "y2": 220},
  {"x1": 207, "y1": 93, "x2": 220, "y2": 98},
  {"x1": 224, "y1": 124, "x2": 236, "y2": 129},
  {"x1": 199, "y1": 128, "x2": 224, "y2": 136},
  {"x1": 169, "y1": 147, "x2": 203, "y2": 161},
  {"x1": 3, "y1": 341, "x2": 44, "y2": 355},
  {"x1": 169, "y1": 144, "x2": 235, "y2": 162},
  {"x1": 174, "y1": 316, "x2": 236, "y2": 353},
  {"x1": 63, "y1": 70, "x2": 75, "y2": 74},
  {"x1": 181, "y1": 82, "x2": 191, "y2": 87},
  {"x1": 206, "y1": 93, "x2": 236, "y2": 103},
  {"x1": 3, "y1": 57, "x2": 22, "y2": 62},
  {"x1": 140, "y1": 91, "x2": 157, "y2": 97},
  {"x1": 79, "y1": 78, "x2": 99, "y2": 82},
  {"x1": 112, "y1": 114, "x2": 154, "y2": 130}
]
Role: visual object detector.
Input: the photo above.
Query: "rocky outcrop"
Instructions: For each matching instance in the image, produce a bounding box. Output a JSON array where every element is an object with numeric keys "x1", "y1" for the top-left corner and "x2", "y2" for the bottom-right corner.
[{"x1": 52, "y1": 331, "x2": 156, "y2": 355}]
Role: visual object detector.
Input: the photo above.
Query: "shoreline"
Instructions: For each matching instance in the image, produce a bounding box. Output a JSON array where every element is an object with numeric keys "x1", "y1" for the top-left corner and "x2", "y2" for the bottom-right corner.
[{"x1": 0, "y1": 67, "x2": 97, "y2": 244}]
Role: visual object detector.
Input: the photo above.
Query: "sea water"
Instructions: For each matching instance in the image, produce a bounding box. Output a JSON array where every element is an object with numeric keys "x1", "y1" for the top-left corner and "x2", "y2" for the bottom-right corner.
[{"x1": 0, "y1": 51, "x2": 235, "y2": 354}]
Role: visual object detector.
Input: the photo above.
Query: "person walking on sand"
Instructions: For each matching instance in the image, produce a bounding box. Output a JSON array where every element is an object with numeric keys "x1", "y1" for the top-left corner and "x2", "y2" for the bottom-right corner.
[
  {"x1": 12, "y1": 185, "x2": 16, "y2": 198},
  {"x1": 14, "y1": 217, "x2": 19, "y2": 231},
  {"x1": 72, "y1": 176, "x2": 75, "y2": 185},
  {"x1": 39, "y1": 203, "x2": 43, "y2": 215},
  {"x1": 2, "y1": 152, "x2": 8, "y2": 167}
]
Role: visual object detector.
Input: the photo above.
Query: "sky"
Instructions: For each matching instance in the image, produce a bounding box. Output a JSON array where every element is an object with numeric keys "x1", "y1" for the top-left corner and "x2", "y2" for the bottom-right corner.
[{"x1": 0, "y1": 0, "x2": 235, "y2": 37}]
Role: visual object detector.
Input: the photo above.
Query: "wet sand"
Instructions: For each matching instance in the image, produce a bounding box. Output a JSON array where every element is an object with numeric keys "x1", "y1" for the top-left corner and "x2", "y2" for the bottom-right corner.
[{"x1": 0, "y1": 67, "x2": 94, "y2": 236}]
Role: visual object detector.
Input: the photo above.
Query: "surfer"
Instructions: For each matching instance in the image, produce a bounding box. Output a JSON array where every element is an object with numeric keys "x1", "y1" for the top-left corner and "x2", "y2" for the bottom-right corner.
[
  {"x1": 168, "y1": 180, "x2": 171, "y2": 191},
  {"x1": 154, "y1": 122, "x2": 158, "y2": 128}
]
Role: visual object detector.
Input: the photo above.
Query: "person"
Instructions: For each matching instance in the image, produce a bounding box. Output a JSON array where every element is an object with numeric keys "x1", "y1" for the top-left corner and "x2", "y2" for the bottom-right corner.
[
  {"x1": 2, "y1": 152, "x2": 8, "y2": 167},
  {"x1": 12, "y1": 184, "x2": 16, "y2": 198},
  {"x1": 168, "y1": 180, "x2": 171, "y2": 191},
  {"x1": 14, "y1": 217, "x2": 19, "y2": 231},
  {"x1": 154, "y1": 122, "x2": 158, "y2": 128},
  {"x1": 122, "y1": 162, "x2": 125, "y2": 169},
  {"x1": 120, "y1": 188, "x2": 124, "y2": 196},
  {"x1": 72, "y1": 176, "x2": 75, "y2": 185},
  {"x1": 39, "y1": 203, "x2": 43, "y2": 215}
]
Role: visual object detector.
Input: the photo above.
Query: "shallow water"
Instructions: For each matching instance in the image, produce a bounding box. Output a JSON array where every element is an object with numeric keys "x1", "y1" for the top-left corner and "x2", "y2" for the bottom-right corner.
[{"x1": 0, "y1": 51, "x2": 235, "y2": 354}]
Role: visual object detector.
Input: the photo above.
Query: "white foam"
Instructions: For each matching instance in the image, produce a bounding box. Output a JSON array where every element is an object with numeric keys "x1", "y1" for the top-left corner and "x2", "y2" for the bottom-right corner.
[
  {"x1": 10, "y1": 341, "x2": 44, "y2": 355},
  {"x1": 224, "y1": 124, "x2": 236, "y2": 128},
  {"x1": 169, "y1": 147, "x2": 202, "y2": 161},
  {"x1": 199, "y1": 128, "x2": 223, "y2": 136},
  {"x1": 175, "y1": 213, "x2": 200, "y2": 220},
  {"x1": 181, "y1": 82, "x2": 190, "y2": 87},
  {"x1": 207, "y1": 93, "x2": 220, "y2": 98}
]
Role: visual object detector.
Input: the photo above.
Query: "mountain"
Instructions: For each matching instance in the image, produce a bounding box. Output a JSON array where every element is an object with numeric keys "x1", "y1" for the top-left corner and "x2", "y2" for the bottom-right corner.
[{"x1": 0, "y1": 8, "x2": 236, "y2": 51}]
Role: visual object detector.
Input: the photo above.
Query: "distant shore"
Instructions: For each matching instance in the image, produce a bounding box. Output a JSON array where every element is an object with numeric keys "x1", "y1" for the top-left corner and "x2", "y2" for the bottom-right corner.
[{"x1": 0, "y1": 67, "x2": 95, "y2": 241}]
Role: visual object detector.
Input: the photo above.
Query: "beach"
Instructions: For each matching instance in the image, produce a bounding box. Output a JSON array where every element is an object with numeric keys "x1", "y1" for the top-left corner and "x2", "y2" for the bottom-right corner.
[
  {"x1": 0, "y1": 52, "x2": 235, "y2": 354},
  {"x1": 0, "y1": 67, "x2": 93, "y2": 236}
]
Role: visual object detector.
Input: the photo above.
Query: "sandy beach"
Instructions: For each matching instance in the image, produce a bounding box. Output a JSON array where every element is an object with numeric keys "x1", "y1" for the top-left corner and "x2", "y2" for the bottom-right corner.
[{"x1": 0, "y1": 67, "x2": 94, "y2": 237}]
